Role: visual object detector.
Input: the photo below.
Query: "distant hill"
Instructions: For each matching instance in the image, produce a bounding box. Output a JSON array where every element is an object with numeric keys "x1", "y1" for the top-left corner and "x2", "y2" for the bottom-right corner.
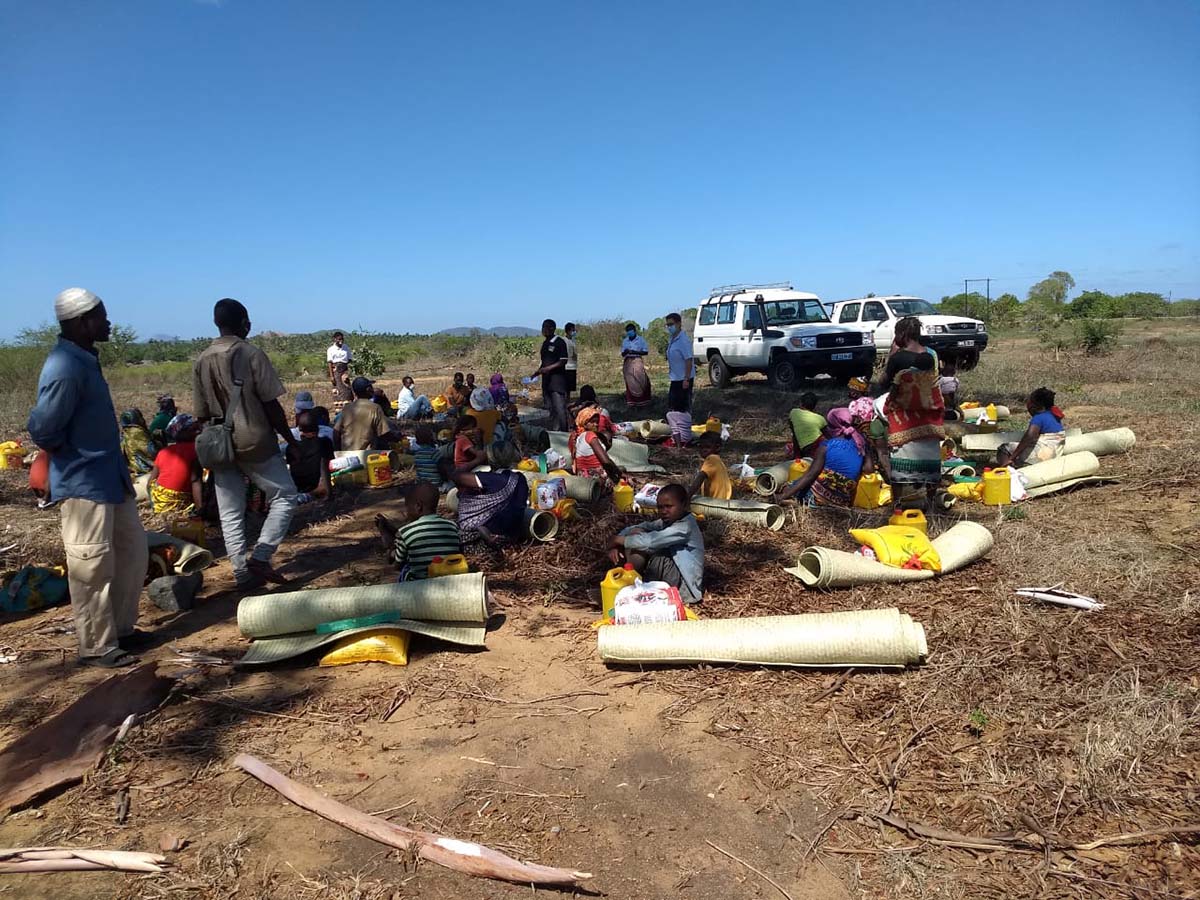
[{"x1": 437, "y1": 326, "x2": 540, "y2": 337}]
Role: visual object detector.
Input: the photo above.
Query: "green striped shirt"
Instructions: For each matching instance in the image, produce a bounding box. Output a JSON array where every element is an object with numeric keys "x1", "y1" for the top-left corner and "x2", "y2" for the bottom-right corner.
[{"x1": 393, "y1": 514, "x2": 462, "y2": 579}]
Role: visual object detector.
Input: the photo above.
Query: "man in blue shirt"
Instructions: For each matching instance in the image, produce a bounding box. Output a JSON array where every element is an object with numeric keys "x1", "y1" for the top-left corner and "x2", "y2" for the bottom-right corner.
[
  {"x1": 664, "y1": 312, "x2": 695, "y2": 445},
  {"x1": 27, "y1": 288, "x2": 149, "y2": 668}
]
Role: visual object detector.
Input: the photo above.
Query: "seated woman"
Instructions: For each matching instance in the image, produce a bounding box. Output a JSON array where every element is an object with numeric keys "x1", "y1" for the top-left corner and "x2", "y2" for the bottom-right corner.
[
  {"x1": 489, "y1": 373, "x2": 510, "y2": 407},
  {"x1": 451, "y1": 414, "x2": 488, "y2": 472},
  {"x1": 147, "y1": 415, "x2": 203, "y2": 514},
  {"x1": 571, "y1": 408, "x2": 624, "y2": 484},
  {"x1": 452, "y1": 468, "x2": 530, "y2": 546},
  {"x1": 120, "y1": 409, "x2": 158, "y2": 475},
  {"x1": 608, "y1": 483, "x2": 704, "y2": 604},
  {"x1": 998, "y1": 387, "x2": 1066, "y2": 467},
  {"x1": 777, "y1": 407, "x2": 873, "y2": 507}
]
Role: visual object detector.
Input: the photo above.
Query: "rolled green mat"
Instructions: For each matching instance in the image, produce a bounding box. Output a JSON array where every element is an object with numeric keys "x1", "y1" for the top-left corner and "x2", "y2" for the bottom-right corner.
[
  {"x1": 598, "y1": 608, "x2": 928, "y2": 668},
  {"x1": 637, "y1": 420, "x2": 672, "y2": 439},
  {"x1": 690, "y1": 496, "x2": 785, "y2": 531},
  {"x1": 146, "y1": 532, "x2": 214, "y2": 575},
  {"x1": 237, "y1": 572, "x2": 489, "y2": 639},
  {"x1": 1062, "y1": 427, "x2": 1135, "y2": 456},
  {"x1": 961, "y1": 427, "x2": 1082, "y2": 454},
  {"x1": 754, "y1": 461, "x2": 795, "y2": 496},
  {"x1": 929, "y1": 520, "x2": 994, "y2": 573},
  {"x1": 1018, "y1": 451, "x2": 1100, "y2": 489}
]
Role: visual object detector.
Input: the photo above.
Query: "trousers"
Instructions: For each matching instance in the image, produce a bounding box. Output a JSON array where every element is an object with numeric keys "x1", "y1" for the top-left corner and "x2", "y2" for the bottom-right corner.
[
  {"x1": 545, "y1": 390, "x2": 569, "y2": 433},
  {"x1": 211, "y1": 452, "x2": 298, "y2": 583},
  {"x1": 60, "y1": 496, "x2": 148, "y2": 658}
]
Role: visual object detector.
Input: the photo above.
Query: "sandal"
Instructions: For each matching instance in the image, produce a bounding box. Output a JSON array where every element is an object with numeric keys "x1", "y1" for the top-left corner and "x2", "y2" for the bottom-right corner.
[
  {"x1": 80, "y1": 648, "x2": 139, "y2": 669},
  {"x1": 246, "y1": 558, "x2": 290, "y2": 585}
]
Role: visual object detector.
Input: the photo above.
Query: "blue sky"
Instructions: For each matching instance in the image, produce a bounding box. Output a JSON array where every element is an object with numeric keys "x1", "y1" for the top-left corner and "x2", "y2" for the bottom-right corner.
[{"x1": 2, "y1": 0, "x2": 1198, "y2": 340}]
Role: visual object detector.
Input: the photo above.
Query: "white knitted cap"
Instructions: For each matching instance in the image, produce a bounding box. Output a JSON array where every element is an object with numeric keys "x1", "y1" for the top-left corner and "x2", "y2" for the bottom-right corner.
[{"x1": 54, "y1": 287, "x2": 102, "y2": 322}]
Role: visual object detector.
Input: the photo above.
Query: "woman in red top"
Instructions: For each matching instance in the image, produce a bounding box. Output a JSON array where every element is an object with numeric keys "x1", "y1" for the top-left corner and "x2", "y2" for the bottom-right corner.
[
  {"x1": 147, "y1": 415, "x2": 204, "y2": 513},
  {"x1": 452, "y1": 415, "x2": 487, "y2": 472},
  {"x1": 571, "y1": 409, "x2": 623, "y2": 485}
]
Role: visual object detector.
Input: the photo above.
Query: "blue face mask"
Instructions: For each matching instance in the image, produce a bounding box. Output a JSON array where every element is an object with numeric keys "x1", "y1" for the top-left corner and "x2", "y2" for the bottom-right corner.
[
  {"x1": 666, "y1": 323, "x2": 679, "y2": 336},
  {"x1": 626, "y1": 330, "x2": 636, "y2": 339}
]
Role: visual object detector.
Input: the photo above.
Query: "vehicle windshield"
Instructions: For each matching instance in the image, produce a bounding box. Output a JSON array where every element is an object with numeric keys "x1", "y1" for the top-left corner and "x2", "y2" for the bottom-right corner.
[
  {"x1": 750, "y1": 299, "x2": 830, "y2": 326},
  {"x1": 886, "y1": 298, "x2": 938, "y2": 317}
]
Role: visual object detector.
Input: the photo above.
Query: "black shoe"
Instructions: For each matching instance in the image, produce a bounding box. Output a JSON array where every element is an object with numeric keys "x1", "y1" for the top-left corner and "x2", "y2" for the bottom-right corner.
[
  {"x1": 80, "y1": 648, "x2": 140, "y2": 669},
  {"x1": 118, "y1": 629, "x2": 156, "y2": 651}
]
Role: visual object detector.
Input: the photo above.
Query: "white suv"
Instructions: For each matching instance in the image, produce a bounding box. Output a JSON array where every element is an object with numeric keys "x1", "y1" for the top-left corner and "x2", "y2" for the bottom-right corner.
[
  {"x1": 693, "y1": 283, "x2": 876, "y2": 390},
  {"x1": 828, "y1": 295, "x2": 988, "y2": 369}
]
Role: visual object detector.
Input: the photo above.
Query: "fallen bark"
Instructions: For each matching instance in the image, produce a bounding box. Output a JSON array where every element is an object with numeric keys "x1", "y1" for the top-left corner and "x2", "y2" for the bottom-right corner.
[
  {"x1": 234, "y1": 754, "x2": 592, "y2": 885},
  {"x1": 0, "y1": 663, "x2": 174, "y2": 812},
  {"x1": 0, "y1": 847, "x2": 168, "y2": 874}
]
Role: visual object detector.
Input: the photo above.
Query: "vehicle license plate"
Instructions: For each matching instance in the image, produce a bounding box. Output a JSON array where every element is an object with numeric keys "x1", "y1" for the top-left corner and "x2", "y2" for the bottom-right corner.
[
  {"x1": 957, "y1": 340, "x2": 975, "y2": 347},
  {"x1": 831, "y1": 352, "x2": 853, "y2": 361}
]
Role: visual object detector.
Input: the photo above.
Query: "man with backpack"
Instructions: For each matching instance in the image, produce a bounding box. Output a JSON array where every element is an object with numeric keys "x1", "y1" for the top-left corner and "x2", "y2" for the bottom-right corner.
[{"x1": 192, "y1": 298, "x2": 298, "y2": 589}]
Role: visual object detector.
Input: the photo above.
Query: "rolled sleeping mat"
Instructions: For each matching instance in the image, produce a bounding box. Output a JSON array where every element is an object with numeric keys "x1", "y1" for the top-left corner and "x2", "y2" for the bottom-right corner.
[
  {"x1": 961, "y1": 405, "x2": 1011, "y2": 423},
  {"x1": 960, "y1": 427, "x2": 1082, "y2": 454},
  {"x1": 598, "y1": 608, "x2": 928, "y2": 669},
  {"x1": 519, "y1": 469, "x2": 602, "y2": 503},
  {"x1": 690, "y1": 496, "x2": 785, "y2": 531},
  {"x1": 524, "y1": 508, "x2": 559, "y2": 542},
  {"x1": 1062, "y1": 427, "x2": 1135, "y2": 457},
  {"x1": 521, "y1": 424, "x2": 550, "y2": 452},
  {"x1": 547, "y1": 432, "x2": 666, "y2": 473},
  {"x1": 145, "y1": 531, "x2": 214, "y2": 575},
  {"x1": 754, "y1": 461, "x2": 796, "y2": 496},
  {"x1": 638, "y1": 420, "x2": 672, "y2": 439},
  {"x1": 444, "y1": 487, "x2": 458, "y2": 512},
  {"x1": 945, "y1": 463, "x2": 977, "y2": 478},
  {"x1": 785, "y1": 520, "x2": 993, "y2": 588},
  {"x1": 1018, "y1": 451, "x2": 1100, "y2": 489}
]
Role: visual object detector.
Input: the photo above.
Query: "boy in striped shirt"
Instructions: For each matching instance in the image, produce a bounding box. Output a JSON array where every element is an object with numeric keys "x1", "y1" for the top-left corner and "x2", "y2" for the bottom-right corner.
[
  {"x1": 411, "y1": 425, "x2": 441, "y2": 485},
  {"x1": 375, "y1": 482, "x2": 462, "y2": 580}
]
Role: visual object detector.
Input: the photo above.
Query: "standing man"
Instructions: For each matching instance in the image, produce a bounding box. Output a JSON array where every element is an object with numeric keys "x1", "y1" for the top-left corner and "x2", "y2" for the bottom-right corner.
[
  {"x1": 664, "y1": 311, "x2": 695, "y2": 446},
  {"x1": 326, "y1": 331, "x2": 352, "y2": 386},
  {"x1": 28, "y1": 288, "x2": 149, "y2": 668},
  {"x1": 563, "y1": 322, "x2": 579, "y2": 401},
  {"x1": 532, "y1": 318, "x2": 569, "y2": 432},
  {"x1": 193, "y1": 298, "x2": 299, "y2": 588}
]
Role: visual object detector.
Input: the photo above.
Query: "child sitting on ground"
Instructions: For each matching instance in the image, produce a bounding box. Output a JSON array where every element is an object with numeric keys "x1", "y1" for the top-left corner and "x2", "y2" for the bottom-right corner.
[
  {"x1": 609, "y1": 482, "x2": 705, "y2": 604},
  {"x1": 286, "y1": 410, "x2": 334, "y2": 504},
  {"x1": 571, "y1": 408, "x2": 624, "y2": 484},
  {"x1": 147, "y1": 414, "x2": 204, "y2": 513},
  {"x1": 687, "y1": 435, "x2": 732, "y2": 499},
  {"x1": 411, "y1": 425, "x2": 442, "y2": 485},
  {"x1": 374, "y1": 482, "x2": 462, "y2": 580},
  {"x1": 570, "y1": 385, "x2": 615, "y2": 442},
  {"x1": 998, "y1": 387, "x2": 1066, "y2": 467},
  {"x1": 938, "y1": 357, "x2": 963, "y2": 422},
  {"x1": 452, "y1": 414, "x2": 487, "y2": 472}
]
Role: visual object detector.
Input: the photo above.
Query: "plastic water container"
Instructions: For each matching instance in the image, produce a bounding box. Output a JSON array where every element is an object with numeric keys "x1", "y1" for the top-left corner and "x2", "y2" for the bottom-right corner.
[
  {"x1": 0, "y1": 441, "x2": 24, "y2": 469},
  {"x1": 888, "y1": 508, "x2": 927, "y2": 533},
  {"x1": 170, "y1": 519, "x2": 207, "y2": 548},
  {"x1": 431, "y1": 395, "x2": 449, "y2": 413},
  {"x1": 985, "y1": 403, "x2": 998, "y2": 421},
  {"x1": 613, "y1": 480, "x2": 635, "y2": 513},
  {"x1": 553, "y1": 498, "x2": 578, "y2": 521},
  {"x1": 982, "y1": 468, "x2": 1011, "y2": 506},
  {"x1": 600, "y1": 564, "x2": 639, "y2": 620},
  {"x1": 705, "y1": 416, "x2": 722, "y2": 433},
  {"x1": 788, "y1": 459, "x2": 810, "y2": 482},
  {"x1": 428, "y1": 554, "x2": 470, "y2": 578},
  {"x1": 853, "y1": 472, "x2": 885, "y2": 508},
  {"x1": 366, "y1": 453, "x2": 393, "y2": 487}
]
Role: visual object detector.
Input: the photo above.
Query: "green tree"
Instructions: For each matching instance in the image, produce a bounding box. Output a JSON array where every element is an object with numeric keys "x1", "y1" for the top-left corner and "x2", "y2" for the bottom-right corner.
[
  {"x1": 16, "y1": 320, "x2": 138, "y2": 365},
  {"x1": 989, "y1": 293, "x2": 1021, "y2": 329},
  {"x1": 1027, "y1": 271, "x2": 1075, "y2": 309},
  {"x1": 1117, "y1": 291, "x2": 1168, "y2": 318},
  {"x1": 1066, "y1": 290, "x2": 1116, "y2": 319},
  {"x1": 936, "y1": 292, "x2": 989, "y2": 319}
]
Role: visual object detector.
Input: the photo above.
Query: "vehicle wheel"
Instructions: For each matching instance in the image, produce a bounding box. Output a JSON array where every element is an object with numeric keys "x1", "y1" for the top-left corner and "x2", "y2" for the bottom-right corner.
[
  {"x1": 956, "y1": 349, "x2": 980, "y2": 371},
  {"x1": 767, "y1": 357, "x2": 801, "y2": 391},
  {"x1": 708, "y1": 354, "x2": 731, "y2": 389}
]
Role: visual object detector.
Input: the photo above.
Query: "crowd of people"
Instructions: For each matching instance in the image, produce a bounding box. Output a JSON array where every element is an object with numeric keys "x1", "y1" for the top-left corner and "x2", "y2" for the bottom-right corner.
[{"x1": 26, "y1": 288, "x2": 1058, "y2": 672}]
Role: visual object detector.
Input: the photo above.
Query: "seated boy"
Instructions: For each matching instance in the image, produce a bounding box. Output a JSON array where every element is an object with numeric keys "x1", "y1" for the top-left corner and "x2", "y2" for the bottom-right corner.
[
  {"x1": 411, "y1": 425, "x2": 442, "y2": 485},
  {"x1": 375, "y1": 482, "x2": 462, "y2": 580},
  {"x1": 286, "y1": 410, "x2": 334, "y2": 503},
  {"x1": 608, "y1": 483, "x2": 704, "y2": 604}
]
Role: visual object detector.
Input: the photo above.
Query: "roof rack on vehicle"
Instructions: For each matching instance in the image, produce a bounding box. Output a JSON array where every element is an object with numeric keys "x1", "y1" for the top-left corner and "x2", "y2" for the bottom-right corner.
[{"x1": 707, "y1": 282, "x2": 793, "y2": 300}]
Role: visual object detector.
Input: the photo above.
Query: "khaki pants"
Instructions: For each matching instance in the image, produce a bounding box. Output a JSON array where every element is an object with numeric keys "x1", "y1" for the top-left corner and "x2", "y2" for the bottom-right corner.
[{"x1": 60, "y1": 497, "x2": 148, "y2": 658}]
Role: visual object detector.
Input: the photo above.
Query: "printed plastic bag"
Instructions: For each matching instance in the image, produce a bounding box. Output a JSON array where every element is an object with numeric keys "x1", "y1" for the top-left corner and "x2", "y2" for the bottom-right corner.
[
  {"x1": 536, "y1": 477, "x2": 567, "y2": 510},
  {"x1": 611, "y1": 580, "x2": 687, "y2": 626}
]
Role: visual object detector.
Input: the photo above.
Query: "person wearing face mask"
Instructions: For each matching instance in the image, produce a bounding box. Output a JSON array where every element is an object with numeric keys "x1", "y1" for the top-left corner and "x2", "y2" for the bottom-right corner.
[
  {"x1": 620, "y1": 322, "x2": 652, "y2": 407},
  {"x1": 563, "y1": 322, "x2": 579, "y2": 400},
  {"x1": 664, "y1": 312, "x2": 695, "y2": 445}
]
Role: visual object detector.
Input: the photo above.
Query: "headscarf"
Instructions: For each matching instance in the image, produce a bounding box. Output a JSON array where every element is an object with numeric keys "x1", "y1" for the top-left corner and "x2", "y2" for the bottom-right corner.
[
  {"x1": 54, "y1": 287, "x2": 101, "y2": 322},
  {"x1": 156, "y1": 394, "x2": 175, "y2": 411},
  {"x1": 120, "y1": 409, "x2": 148, "y2": 430},
  {"x1": 826, "y1": 407, "x2": 867, "y2": 454},
  {"x1": 848, "y1": 376, "x2": 870, "y2": 394},
  {"x1": 167, "y1": 413, "x2": 196, "y2": 440},
  {"x1": 490, "y1": 373, "x2": 504, "y2": 388},
  {"x1": 470, "y1": 387, "x2": 495, "y2": 411},
  {"x1": 849, "y1": 396, "x2": 875, "y2": 424},
  {"x1": 489, "y1": 373, "x2": 510, "y2": 405},
  {"x1": 576, "y1": 407, "x2": 600, "y2": 430},
  {"x1": 788, "y1": 409, "x2": 826, "y2": 453}
]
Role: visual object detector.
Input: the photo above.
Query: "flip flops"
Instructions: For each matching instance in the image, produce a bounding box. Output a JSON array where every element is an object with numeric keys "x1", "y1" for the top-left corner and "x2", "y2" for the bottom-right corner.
[{"x1": 80, "y1": 648, "x2": 139, "y2": 669}]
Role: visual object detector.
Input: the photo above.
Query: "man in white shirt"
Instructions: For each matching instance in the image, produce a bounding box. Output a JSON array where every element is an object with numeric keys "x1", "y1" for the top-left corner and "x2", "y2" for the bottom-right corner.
[
  {"x1": 326, "y1": 331, "x2": 352, "y2": 385},
  {"x1": 665, "y1": 312, "x2": 695, "y2": 445},
  {"x1": 395, "y1": 375, "x2": 434, "y2": 419}
]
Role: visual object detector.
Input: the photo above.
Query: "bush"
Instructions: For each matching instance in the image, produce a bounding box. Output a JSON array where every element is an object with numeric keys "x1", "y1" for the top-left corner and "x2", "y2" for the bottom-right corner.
[
  {"x1": 351, "y1": 338, "x2": 387, "y2": 377},
  {"x1": 1075, "y1": 318, "x2": 1120, "y2": 356}
]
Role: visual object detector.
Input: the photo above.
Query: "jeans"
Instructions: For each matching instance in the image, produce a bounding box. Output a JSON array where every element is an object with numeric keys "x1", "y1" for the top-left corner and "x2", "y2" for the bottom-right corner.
[
  {"x1": 400, "y1": 395, "x2": 433, "y2": 418},
  {"x1": 60, "y1": 496, "x2": 148, "y2": 658},
  {"x1": 545, "y1": 390, "x2": 569, "y2": 432},
  {"x1": 211, "y1": 452, "x2": 298, "y2": 583}
]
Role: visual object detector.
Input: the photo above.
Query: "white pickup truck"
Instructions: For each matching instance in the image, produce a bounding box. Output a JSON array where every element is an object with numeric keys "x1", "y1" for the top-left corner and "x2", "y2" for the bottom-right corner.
[
  {"x1": 692, "y1": 283, "x2": 876, "y2": 390},
  {"x1": 827, "y1": 295, "x2": 988, "y2": 369}
]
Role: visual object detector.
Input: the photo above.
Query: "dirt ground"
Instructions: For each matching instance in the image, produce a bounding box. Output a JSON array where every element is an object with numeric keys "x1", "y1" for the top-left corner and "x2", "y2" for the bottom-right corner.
[{"x1": 2, "y1": 323, "x2": 1199, "y2": 899}]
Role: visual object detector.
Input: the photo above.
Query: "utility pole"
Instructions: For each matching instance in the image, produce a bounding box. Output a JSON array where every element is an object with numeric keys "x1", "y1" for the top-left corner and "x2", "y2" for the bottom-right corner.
[{"x1": 964, "y1": 278, "x2": 990, "y2": 321}]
